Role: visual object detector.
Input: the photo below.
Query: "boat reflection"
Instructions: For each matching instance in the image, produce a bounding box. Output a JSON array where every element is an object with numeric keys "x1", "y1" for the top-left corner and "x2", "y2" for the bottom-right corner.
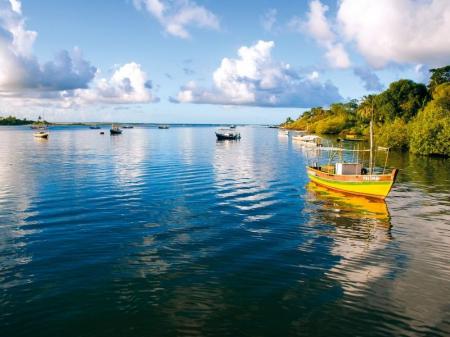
[
  {"x1": 306, "y1": 181, "x2": 391, "y2": 224},
  {"x1": 306, "y1": 182, "x2": 393, "y2": 295}
]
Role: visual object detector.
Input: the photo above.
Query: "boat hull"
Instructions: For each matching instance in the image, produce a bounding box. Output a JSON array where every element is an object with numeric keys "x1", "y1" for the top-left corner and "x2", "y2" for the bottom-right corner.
[
  {"x1": 215, "y1": 133, "x2": 240, "y2": 140},
  {"x1": 34, "y1": 133, "x2": 49, "y2": 139},
  {"x1": 110, "y1": 129, "x2": 122, "y2": 135},
  {"x1": 307, "y1": 167, "x2": 398, "y2": 200}
]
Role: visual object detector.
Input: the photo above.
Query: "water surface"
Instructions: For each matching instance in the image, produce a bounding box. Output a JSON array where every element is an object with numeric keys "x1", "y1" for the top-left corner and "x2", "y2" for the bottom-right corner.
[{"x1": 1, "y1": 126, "x2": 449, "y2": 336}]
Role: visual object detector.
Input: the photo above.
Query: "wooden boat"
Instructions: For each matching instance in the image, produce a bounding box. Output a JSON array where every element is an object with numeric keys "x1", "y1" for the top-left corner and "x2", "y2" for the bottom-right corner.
[
  {"x1": 293, "y1": 134, "x2": 323, "y2": 147},
  {"x1": 307, "y1": 165, "x2": 398, "y2": 200},
  {"x1": 122, "y1": 125, "x2": 134, "y2": 129},
  {"x1": 306, "y1": 119, "x2": 398, "y2": 200},
  {"x1": 89, "y1": 125, "x2": 101, "y2": 129},
  {"x1": 110, "y1": 124, "x2": 122, "y2": 135},
  {"x1": 215, "y1": 128, "x2": 241, "y2": 140},
  {"x1": 158, "y1": 125, "x2": 169, "y2": 129},
  {"x1": 34, "y1": 131, "x2": 49, "y2": 139}
]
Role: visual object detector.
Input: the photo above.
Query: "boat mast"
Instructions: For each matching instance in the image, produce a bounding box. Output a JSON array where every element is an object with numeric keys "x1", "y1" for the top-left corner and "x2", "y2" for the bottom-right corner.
[{"x1": 369, "y1": 102, "x2": 374, "y2": 175}]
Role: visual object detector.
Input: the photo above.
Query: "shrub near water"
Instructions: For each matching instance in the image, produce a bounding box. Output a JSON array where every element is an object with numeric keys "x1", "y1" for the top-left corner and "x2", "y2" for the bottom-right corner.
[
  {"x1": 409, "y1": 84, "x2": 450, "y2": 156},
  {"x1": 377, "y1": 119, "x2": 410, "y2": 150}
]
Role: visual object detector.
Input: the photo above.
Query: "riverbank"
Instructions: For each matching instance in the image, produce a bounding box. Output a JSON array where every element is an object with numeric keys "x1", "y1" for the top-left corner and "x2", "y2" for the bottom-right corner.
[{"x1": 281, "y1": 66, "x2": 450, "y2": 157}]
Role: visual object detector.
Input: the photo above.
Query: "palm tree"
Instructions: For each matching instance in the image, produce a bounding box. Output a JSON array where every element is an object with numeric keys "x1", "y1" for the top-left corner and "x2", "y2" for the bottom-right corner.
[{"x1": 357, "y1": 95, "x2": 376, "y2": 122}]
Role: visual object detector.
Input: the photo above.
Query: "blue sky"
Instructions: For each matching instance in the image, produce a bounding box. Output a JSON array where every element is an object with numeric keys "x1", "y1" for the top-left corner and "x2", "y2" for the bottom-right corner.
[{"x1": 0, "y1": 0, "x2": 448, "y2": 123}]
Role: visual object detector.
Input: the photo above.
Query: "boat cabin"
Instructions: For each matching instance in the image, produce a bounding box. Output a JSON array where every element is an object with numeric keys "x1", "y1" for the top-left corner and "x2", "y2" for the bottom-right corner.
[{"x1": 335, "y1": 163, "x2": 362, "y2": 175}]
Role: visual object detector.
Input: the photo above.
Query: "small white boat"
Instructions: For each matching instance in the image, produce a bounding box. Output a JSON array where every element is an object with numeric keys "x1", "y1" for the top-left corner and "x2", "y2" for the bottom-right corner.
[
  {"x1": 293, "y1": 135, "x2": 322, "y2": 147},
  {"x1": 34, "y1": 131, "x2": 49, "y2": 139}
]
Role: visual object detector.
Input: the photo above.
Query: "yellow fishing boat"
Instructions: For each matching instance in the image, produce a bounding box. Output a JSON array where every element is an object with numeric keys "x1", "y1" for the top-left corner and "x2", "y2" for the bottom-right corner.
[
  {"x1": 306, "y1": 119, "x2": 398, "y2": 200},
  {"x1": 307, "y1": 165, "x2": 398, "y2": 200}
]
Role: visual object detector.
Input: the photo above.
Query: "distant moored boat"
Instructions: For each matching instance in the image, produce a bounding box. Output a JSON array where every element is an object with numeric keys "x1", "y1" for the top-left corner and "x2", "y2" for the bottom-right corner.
[
  {"x1": 34, "y1": 131, "x2": 49, "y2": 139},
  {"x1": 215, "y1": 128, "x2": 241, "y2": 140},
  {"x1": 110, "y1": 124, "x2": 122, "y2": 135}
]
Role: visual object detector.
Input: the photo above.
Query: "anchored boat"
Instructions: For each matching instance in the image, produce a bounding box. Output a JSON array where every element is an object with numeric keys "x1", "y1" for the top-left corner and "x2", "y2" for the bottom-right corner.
[
  {"x1": 306, "y1": 119, "x2": 398, "y2": 200},
  {"x1": 307, "y1": 164, "x2": 398, "y2": 200},
  {"x1": 293, "y1": 134, "x2": 323, "y2": 147},
  {"x1": 110, "y1": 124, "x2": 122, "y2": 135},
  {"x1": 215, "y1": 128, "x2": 241, "y2": 140},
  {"x1": 34, "y1": 130, "x2": 49, "y2": 139}
]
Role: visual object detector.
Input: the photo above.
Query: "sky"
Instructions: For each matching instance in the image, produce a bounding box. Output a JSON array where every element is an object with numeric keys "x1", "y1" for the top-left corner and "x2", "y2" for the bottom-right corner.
[{"x1": 0, "y1": 0, "x2": 449, "y2": 123}]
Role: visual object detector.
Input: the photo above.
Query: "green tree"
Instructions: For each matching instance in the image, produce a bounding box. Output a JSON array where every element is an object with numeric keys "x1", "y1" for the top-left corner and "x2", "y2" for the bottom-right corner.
[
  {"x1": 409, "y1": 83, "x2": 450, "y2": 156},
  {"x1": 374, "y1": 80, "x2": 428, "y2": 122},
  {"x1": 357, "y1": 95, "x2": 376, "y2": 123},
  {"x1": 428, "y1": 65, "x2": 450, "y2": 93}
]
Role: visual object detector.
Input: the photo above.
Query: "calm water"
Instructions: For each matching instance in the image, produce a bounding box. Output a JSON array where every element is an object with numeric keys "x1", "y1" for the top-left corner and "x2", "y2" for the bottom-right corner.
[{"x1": 1, "y1": 125, "x2": 449, "y2": 337}]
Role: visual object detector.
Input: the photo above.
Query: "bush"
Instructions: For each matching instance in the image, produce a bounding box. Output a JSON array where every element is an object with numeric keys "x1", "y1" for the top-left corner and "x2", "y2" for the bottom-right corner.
[
  {"x1": 377, "y1": 118, "x2": 409, "y2": 150},
  {"x1": 409, "y1": 91, "x2": 450, "y2": 156},
  {"x1": 315, "y1": 115, "x2": 348, "y2": 134}
]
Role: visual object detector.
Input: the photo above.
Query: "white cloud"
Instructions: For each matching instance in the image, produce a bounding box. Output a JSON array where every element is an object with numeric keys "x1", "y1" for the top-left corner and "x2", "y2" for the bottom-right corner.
[
  {"x1": 0, "y1": 0, "x2": 157, "y2": 109},
  {"x1": 171, "y1": 40, "x2": 342, "y2": 107},
  {"x1": 337, "y1": 0, "x2": 450, "y2": 68},
  {"x1": 133, "y1": 0, "x2": 219, "y2": 39},
  {"x1": 296, "y1": 0, "x2": 351, "y2": 69},
  {"x1": 325, "y1": 43, "x2": 350, "y2": 69},
  {"x1": 292, "y1": 0, "x2": 450, "y2": 70},
  {"x1": 77, "y1": 62, "x2": 158, "y2": 104},
  {"x1": 305, "y1": 0, "x2": 334, "y2": 42}
]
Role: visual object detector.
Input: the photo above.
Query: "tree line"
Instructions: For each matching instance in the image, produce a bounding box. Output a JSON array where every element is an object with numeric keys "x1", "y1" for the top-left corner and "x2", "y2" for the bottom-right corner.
[
  {"x1": 0, "y1": 116, "x2": 34, "y2": 125},
  {"x1": 282, "y1": 65, "x2": 450, "y2": 156}
]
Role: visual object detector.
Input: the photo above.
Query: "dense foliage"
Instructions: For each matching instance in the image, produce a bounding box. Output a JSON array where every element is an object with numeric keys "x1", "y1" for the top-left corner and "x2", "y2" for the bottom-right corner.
[
  {"x1": 282, "y1": 66, "x2": 450, "y2": 156},
  {"x1": 0, "y1": 116, "x2": 34, "y2": 125}
]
